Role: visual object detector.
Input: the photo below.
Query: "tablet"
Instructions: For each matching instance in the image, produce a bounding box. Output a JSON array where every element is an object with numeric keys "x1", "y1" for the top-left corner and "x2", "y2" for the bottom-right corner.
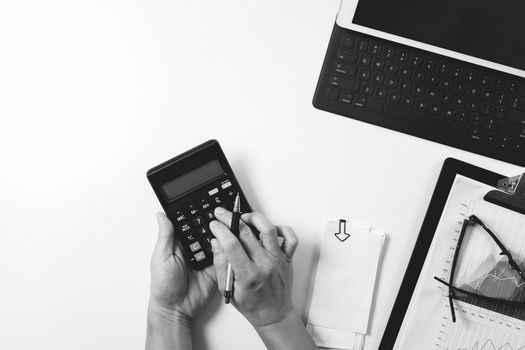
[
  {"x1": 336, "y1": 0, "x2": 525, "y2": 78},
  {"x1": 378, "y1": 158, "x2": 521, "y2": 349}
]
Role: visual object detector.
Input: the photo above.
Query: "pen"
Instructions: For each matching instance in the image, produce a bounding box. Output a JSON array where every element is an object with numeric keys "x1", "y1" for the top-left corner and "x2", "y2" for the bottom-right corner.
[{"x1": 224, "y1": 193, "x2": 241, "y2": 304}]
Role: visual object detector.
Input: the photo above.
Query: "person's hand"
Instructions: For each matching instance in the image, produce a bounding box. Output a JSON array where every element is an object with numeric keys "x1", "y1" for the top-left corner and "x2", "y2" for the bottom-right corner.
[
  {"x1": 149, "y1": 212, "x2": 217, "y2": 323},
  {"x1": 209, "y1": 208, "x2": 299, "y2": 328}
]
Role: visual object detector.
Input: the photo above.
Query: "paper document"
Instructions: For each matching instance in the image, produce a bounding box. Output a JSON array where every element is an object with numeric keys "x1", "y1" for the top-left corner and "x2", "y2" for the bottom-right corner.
[
  {"x1": 396, "y1": 176, "x2": 525, "y2": 349},
  {"x1": 307, "y1": 220, "x2": 385, "y2": 349}
]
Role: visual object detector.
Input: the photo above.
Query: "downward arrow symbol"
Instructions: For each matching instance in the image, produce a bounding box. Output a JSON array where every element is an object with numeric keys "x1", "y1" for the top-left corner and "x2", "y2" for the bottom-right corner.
[{"x1": 335, "y1": 219, "x2": 350, "y2": 242}]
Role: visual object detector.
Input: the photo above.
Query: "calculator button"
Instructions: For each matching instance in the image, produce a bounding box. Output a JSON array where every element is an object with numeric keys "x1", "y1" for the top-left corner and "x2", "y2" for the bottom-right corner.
[
  {"x1": 221, "y1": 181, "x2": 232, "y2": 189},
  {"x1": 205, "y1": 211, "x2": 214, "y2": 220},
  {"x1": 175, "y1": 213, "x2": 186, "y2": 222},
  {"x1": 189, "y1": 241, "x2": 202, "y2": 252},
  {"x1": 198, "y1": 226, "x2": 209, "y2": 235},
  {"x1": 184, "y1": 233, "x2": 196, "y2": 242},
  {"x1": 193, "y1": 216, "x2": 204, "y2": 226},
  {"x1": 212, "y1": 196, "x2": 222, "y2": 205},
  {"x1": 194, "y1": 251, "x2": 206, "y2": 262},
  {"x1": 181, "y1": 223, "x2": 191, "y2": 232},
  {"x1": 201, "y1": 202, "x2": 211, "y2": 210},
  {"x1": 204, "y1": 234, "x2": 215, "y2": 244},
  {"x1": 208, "y1": 188, "x2": 219, "y2": 196},
  {"x1": 189, "y1": 207, "x2": 199, "y2": 216}
]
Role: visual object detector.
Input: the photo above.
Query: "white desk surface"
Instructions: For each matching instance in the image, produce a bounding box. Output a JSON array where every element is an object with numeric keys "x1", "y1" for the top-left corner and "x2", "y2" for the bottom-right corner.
[{"x1": 0, "y1": 1, "x2": 521, "y2": 349}]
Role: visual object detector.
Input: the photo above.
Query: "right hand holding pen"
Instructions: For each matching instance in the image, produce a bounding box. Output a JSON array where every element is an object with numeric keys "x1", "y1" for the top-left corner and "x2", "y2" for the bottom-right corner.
[{"x1": 209, "y1": 207, "x2": 299, "y2": 328}]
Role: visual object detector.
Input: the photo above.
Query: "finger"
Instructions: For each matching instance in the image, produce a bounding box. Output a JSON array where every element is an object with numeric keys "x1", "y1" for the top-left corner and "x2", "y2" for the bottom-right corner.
[
  {"x1": 153, "y1": 212, "x2": 173, "y2": 258},
  {"x1": 210, "y1": 238, "x2": 227, "y2": 293},
  {"x1": 214, "y1": 207, "x2": 263, "y2": 260},
  {"x1": 209, "y1": 220, "x2": 255, "y2": 281},
  {"x1": 241, "y1": 212, "x2": 281, "y2": 257},
  {"x1": 276, "y1": 225, "x2": 299, "y2": 259}
]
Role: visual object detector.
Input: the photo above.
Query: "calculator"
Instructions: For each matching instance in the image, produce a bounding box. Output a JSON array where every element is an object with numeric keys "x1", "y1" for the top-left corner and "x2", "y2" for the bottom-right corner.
[{"x1": 147, "y1": 140, "x2": 251, "y2": 270}]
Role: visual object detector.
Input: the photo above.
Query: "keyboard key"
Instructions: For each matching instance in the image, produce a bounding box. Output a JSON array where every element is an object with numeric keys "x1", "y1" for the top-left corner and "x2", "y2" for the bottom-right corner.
[
  {"x1": 368, "y1": 100, "x2": 384, "y2": 112},
  {"x1": 340, "y1": 92, "x2": 353, "y2": 104},
  {"x1": 375, "y1": 87, "x2": 388, "y2": 99},
  {"x1": 430, "y1": 102, "x2": 442, "y2": 115},
  {"x1": 386, "y1": 76, "x2": 398, "y2": 88},
  {"x1": 439, "y1": 78, "x2": 452, "y2": 89},
  {"x1": 511, "y1": 140, "x2": 523, "y2": 152},
  {"x1": 427, "y1": 74, "x2": 439, "y2": 85},
  {"x1": 465, "y1": 70, "x2": 477, "y2": 82},
  {"x1": 359, "y1": 55, "x2": 371, "y2": 67},
  {"x1": 470, "y1": 114, "x2": 482, "y2": 127},
  {"x1": 330, "y1": 76, "x2": 360, "y2": 91},
  {"x1": 467, "y1": 85, "x2": 480, "y2": 97},
  {"x1": 443, "y1": 107, "x2": 455, "y2": 119},
  {"x1": 354, "y1": 96, "x2": 367, "y2": 108},
  {"x1": 467, "y1": 100, "x2": 479, "y2": 112},
  {"x1": 497, "y1": 135, "x2": 511, "y2": 151},
  {"x1": 495, "y1": 92, "x2": 507, "y2": 105},
  {"x1": 413, "y1": 71, "x2": 426, "y2": 82},
  {"x1": 452, "y1": 67, "x2": 463, "y2": 79},
  {"x1": 439, "y1": 92, "x2": 451, "y2": 104},
  {"x1": 481, "y1": 90, "x2": 493, "y2": 101},
  {"x1": 358, "y1": 40, "x2": 368, "y2": 52},
  {"x1": 386, "y1": 62, "x2": 398, "y2": 74},
  {"x1": 372, "y1": 72, "x2": 384, "y2": 84},
  {"x1": 334, "y1": 63, "x2": 357, "y2": 77},
  {"x1": 342, "y1": 36, "x2": 355, "y2": 48},
  {"x1": 400, "y1": 81, "x2": 411, "y2": 92},
  {"x1": 509, "y1": 110, "x2": 525, "y2": 125},
  {"x1": 478, "y1": 74, "x2": 491, "y2": 86},
  {"x1": 410, "y1": 55, "x2": 423, "y2": 67},
  {"x1": 509, "y1": 95, "x2": 522, "y2": 110},
  {"x1": 358, "y1": 70, "x2": 371, "y2": 81},
  {"x1": 453, "y1": 82, "x2": 466, "y2": 93},
  {"x1": 389, "y1": 91, "x2": 401, "y2": 104},
  {"x1": 400, "y1": 66, "x2": 412, "y2": 78},
  {"x1": 507, "y1": 82, "x2": 519, "y2": 94},
  {"x1": 480, "y1": 103, "x2": 492, "y2": 115},
  {"x1": 495, "y1": 106, "x2": 507, "y2": 119},
  {"x1": 427, "y1": 88, "x2": 438, "y2": 99},
  {"x1": 362, "y1": 84, "x2": 374, "y2": 96},
  {"x1": 415, "y1": 99, "x2": 428, "y2": 111},
  {"x1": 338, "y1": 49, "x2": 357, "y2": 63},
  {"x1": 424, "y1": 59, "x2": 436, "y2": 71},
  {"x1": 326, "y1": 87, "x2": 339, "y2": 101},
  {"x1": 398, "y1": 51, "x2": 410, "y2": 63},
  {"x1": 438, "y1": 62, "x2": 450, "y2": 74},
  {"x1": 402, "y1": 94, "x2": 415, "y2": 107},
  {"x1": 370, "y1": 43, "x2": 381, "y2": 56},
  {"x1": 453, "y1": 96, "x2": 466, "y2": 107},
  {"x1": 456, "y1": 110, "x2": 468, "y2": 123},
  {"x1": 413, "y1": 85, "x2": 425, "y2": 96},
  {"x1": 372, "y1": 58, "x2": 385, "y2": 70},
  {"x1": 385, "y1": 103, "x2": 451, "y2": 132},
  {"x1": 493, "y1": 78, "x2": 505, "y2": 91},
  {"x1": 384, "y1": 47, "x2": 396, "y2": 59},
  {"x1": 483, "y1": 117, "x2": 496, "y2": 131},
  {"x1": 482, "y1": 132, "x2": 497, "y2": 145},
  {"x1": 193, "y1": 216, "x2": 205, "y2": 226},
  {"x1": 498, "y1": 122, "x2": 525, "y2": 139}
]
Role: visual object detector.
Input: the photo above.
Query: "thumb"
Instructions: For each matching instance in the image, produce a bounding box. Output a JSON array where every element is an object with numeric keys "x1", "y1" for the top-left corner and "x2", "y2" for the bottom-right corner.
[
  {"x1": 211, "y1": 238, "x2": 228, "y2": 294},
  {"x1": 153, "y1": 212, "x2": 175, "y2": 260}
]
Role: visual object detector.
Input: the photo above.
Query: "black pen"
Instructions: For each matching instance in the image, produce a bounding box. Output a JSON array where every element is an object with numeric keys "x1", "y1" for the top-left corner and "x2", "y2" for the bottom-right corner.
[{"x1": 224, "y1": 193, "x2": 241, "y2": 304}]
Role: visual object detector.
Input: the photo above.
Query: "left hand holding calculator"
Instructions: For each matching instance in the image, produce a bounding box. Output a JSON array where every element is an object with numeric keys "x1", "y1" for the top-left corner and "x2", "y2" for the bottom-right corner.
[{"x1": 147, "y1": 140, "x2": 251, "y2": 270}]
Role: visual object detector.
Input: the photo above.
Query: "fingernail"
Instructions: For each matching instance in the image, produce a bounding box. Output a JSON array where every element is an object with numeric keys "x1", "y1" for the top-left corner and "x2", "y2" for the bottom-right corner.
[
  {"x1": 215, "y1": 206, "x2": 226, "y2": 215},
  {"x1": 210, "y1": 239, "x2": 219, "y2": 253}
]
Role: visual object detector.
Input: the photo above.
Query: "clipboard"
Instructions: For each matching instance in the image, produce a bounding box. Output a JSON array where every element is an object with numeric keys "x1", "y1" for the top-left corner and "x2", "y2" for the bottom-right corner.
[{"x1": 379, "y1": 157, "x2": 524, "y2": 349}]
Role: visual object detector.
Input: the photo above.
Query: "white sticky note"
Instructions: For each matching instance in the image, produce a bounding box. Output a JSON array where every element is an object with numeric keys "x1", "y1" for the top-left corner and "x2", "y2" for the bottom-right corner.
[{"x1": 307, "y1": 220, "x2": 385, "y2": 336}]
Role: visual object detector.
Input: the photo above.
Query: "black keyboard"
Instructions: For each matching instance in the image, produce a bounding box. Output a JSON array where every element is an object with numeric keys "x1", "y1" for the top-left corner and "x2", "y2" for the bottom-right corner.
[{"x1": 314, "y1": 23, "x2": 525, "y2": 166}]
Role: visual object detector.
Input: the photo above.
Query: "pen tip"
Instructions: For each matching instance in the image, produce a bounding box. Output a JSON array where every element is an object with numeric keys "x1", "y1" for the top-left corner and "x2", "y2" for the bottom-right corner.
[{"x1": 233, "y1": 193, "x2": 241, "y2": 211}]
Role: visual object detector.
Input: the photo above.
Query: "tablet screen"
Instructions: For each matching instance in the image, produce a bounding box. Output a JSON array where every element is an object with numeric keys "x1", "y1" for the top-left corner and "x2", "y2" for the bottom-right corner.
[{"x1": 352, "y1": 0, "x2": 525, "y2": 71}]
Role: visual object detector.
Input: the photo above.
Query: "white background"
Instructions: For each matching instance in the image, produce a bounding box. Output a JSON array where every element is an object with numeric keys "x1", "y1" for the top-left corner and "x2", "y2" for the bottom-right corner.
[{"x1": 0, "y1": 1, "x2": 520, "y2": 349}]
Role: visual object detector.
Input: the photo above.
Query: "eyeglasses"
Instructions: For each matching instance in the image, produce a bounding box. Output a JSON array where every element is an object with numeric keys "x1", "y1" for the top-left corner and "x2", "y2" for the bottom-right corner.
[{"x1": 434, "y1": 215, "x2": 525, "y2": 323}]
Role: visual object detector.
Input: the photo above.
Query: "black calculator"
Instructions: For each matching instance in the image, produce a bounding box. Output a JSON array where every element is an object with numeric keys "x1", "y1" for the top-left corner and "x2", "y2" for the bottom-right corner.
[{"x1": 147, "y1": 140, "x2": 251, "y2": 270}]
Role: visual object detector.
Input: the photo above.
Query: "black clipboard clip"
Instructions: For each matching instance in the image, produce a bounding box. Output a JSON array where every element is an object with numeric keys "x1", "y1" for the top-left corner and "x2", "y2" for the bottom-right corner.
[{"x1": 484, "y1": 173, "x2": 525, "y2": 215}]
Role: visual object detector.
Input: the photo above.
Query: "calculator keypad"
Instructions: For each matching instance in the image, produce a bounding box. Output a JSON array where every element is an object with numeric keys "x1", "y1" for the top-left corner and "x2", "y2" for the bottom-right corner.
[{"x1": 170, "y1": 177, "x2": 245, "y2": 269}]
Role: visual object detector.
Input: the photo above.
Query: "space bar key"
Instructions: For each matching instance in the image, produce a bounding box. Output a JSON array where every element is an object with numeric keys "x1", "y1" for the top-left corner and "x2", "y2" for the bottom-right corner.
[{"x1": 384, "y1": 104, "x2": 452, "y2": 132}]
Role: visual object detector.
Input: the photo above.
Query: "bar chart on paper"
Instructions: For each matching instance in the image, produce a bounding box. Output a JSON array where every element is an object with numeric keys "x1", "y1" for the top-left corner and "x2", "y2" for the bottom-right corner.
[{"x1": 436, "y1": 198, "x2": 525, "y2": 350}]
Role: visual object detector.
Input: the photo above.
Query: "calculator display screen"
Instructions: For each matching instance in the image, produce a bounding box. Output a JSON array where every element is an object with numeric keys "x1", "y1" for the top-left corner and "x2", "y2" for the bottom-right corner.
[{"x1": 161, "y1": 159, "x2": 224, "y2": 201}]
